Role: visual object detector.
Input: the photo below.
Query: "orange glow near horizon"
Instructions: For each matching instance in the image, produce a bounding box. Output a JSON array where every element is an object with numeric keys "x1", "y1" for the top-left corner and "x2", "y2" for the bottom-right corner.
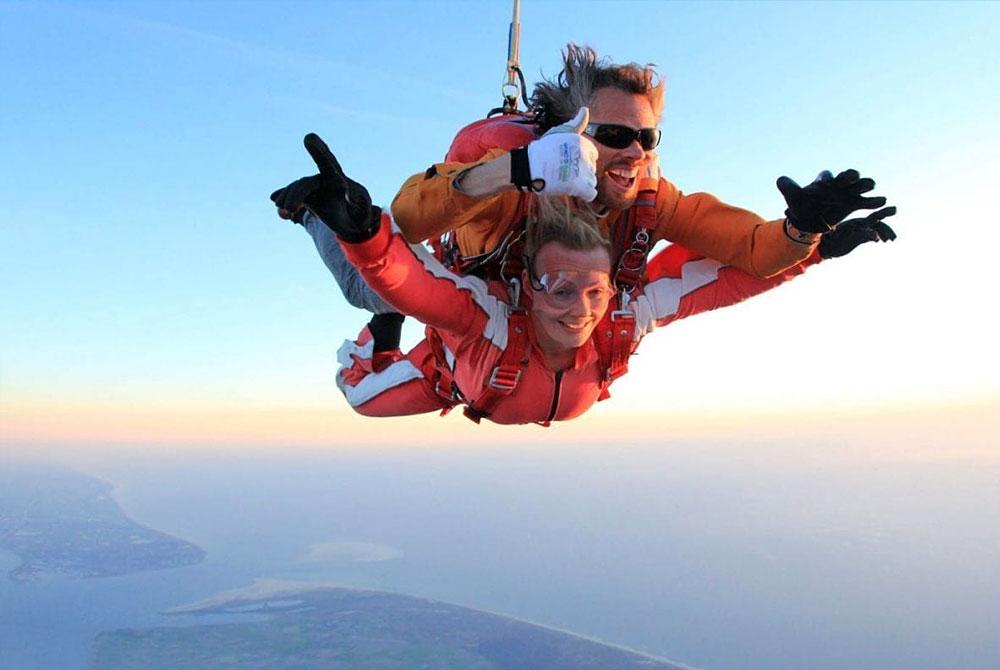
[{"x1": 3, "y1": 391, "x2": 997, "y2": 459}]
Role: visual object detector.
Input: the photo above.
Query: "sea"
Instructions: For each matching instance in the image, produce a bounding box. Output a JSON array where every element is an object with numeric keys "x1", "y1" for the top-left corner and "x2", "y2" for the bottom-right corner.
[{"x1": 2, "y1": 437, "x2": 999, "y2": 669}]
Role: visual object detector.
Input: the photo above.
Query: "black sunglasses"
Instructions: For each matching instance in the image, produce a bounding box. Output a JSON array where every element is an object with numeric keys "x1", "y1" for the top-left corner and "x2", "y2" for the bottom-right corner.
[{"x1": 584, "y1": 123, "x2": 661, "y2": 151}]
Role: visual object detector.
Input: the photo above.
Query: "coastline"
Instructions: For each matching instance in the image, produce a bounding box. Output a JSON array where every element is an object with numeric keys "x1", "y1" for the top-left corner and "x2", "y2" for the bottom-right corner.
[{"x1": 163, "y1": 577, "x2": 700, "y2": 670}]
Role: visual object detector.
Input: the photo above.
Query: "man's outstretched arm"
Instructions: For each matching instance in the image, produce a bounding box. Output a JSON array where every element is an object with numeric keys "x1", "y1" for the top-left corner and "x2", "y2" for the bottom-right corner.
[
  {"x1": 633, "y1": 206, "x2": 898, "y2": 337},
  {"x1": 653, "y1": 170, "x2": 890, "y2": 279}
]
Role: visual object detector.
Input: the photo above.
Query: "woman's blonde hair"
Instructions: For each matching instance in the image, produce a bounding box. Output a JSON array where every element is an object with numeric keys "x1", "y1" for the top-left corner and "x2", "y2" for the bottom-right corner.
[{"x1": 524, "y1": 197, "x2": 611, "y2": 270}]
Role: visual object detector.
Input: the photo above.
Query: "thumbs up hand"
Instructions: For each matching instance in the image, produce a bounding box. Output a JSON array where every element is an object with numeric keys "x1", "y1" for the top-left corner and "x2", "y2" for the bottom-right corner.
[{"x1": 523, "y1": 107, "x2": 599, "y2": 200}]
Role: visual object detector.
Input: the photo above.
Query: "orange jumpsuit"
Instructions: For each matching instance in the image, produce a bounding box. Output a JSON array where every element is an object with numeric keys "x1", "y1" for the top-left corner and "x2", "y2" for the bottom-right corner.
[
  {"x1": 391, "y1": 149, "x2": 816, "y2": 279},
  {"x1": 336, "y1": 212, "x2": 820, "y2": 425}
]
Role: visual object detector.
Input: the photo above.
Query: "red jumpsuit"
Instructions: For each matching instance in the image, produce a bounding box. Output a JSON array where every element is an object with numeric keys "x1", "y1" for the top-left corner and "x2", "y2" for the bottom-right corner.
[{"x1": 336, "y1": 212, "x2": 819, "y2": 425}]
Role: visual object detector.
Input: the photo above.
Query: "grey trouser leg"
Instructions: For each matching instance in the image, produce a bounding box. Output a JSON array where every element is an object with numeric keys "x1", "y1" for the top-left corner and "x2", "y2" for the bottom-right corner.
[{"x1": 302, "y1": 211, "x2": 396, "y2": 314}]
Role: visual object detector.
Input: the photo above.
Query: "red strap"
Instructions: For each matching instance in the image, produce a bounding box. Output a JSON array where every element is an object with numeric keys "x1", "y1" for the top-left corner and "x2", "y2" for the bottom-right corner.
[
  {"x1": 612, "y1": 179, "x2": 658, "y2": 295},
  {"x1": 606, "y1": 308, "x2": 635, "y2": 383},
  {"x1": 463, "y1": 308, "x2": 531, "y2": 423},
  {"x1": 425, "y1": 326, "x2": 462, "y2": 415},
  {"x1": 424, "y1": 307, "x2": 532, "y2": 424},
  {"x1": 595, "y1": 177, "x2": 658, "y2": 397},
  {"x1": 592, "y1": 295, "x2": 638, "y2": 401}
]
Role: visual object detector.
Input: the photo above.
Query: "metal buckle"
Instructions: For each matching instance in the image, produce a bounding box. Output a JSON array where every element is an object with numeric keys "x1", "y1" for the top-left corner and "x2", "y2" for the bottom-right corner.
[
  {"x1": 488, "y1": 366, "x2": 522, "y2": 392},
  {"x1": 435, "y1": 379, "x2": 462, "y2": 403},
  {"x1": 618, "y1": 247, "x2": 646, "y2": 273}
]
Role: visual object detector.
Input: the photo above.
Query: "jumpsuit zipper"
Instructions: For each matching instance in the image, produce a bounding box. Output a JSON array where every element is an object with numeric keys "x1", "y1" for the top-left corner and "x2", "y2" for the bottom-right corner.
[{"x1": 545, "y1": 370, "x2": 564, "y2": 423}]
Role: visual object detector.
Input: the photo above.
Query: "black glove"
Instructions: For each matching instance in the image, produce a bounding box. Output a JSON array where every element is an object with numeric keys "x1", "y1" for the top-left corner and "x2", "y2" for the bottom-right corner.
[
  {"x1": 270, "y1": 175, "x2": 321, "y2": 224},
  {"x1": 296, "y1": 133, "x2": 380, "y2": 243},
  {"x1": 778, "y1": 169, "x2": 887, "y2": 233},
  {"x1": 819, "y1": 206, "x2": 897, "y2": 259}
]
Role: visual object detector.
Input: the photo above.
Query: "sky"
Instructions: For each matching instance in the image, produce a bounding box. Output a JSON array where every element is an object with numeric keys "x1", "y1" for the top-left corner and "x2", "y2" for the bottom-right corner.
[{"x1": 1, "y1": 0, "x2": 999, "y2": 449}]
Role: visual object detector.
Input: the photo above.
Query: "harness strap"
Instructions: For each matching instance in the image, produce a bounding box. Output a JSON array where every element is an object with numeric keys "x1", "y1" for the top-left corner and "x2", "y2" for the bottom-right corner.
[
  {"x1": 607, "y1": 306, "x2": 636, "y2": 383},
  {"x1": 591, "y1": 295, "x2": 638, "y2": 402},
  {"x1": 463, "y1": 307, "x2": 531, "y2": 423},
  {"x1": 612, "y1": 177, "x2": 658, "y2": 296},
  {"x1": 425, "y1": 306, "x2": 532, "y2": 424},
  {"x1": 426, "y1": 327, "x2": 462, "y2": 416},
  {"x1": 596, "y1": 176, "x2": 658, "y2": 397}
]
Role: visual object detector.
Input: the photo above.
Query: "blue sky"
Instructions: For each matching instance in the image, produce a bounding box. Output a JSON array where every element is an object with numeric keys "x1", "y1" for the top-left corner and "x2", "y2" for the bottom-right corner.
[{"x1": 1, "y1": 1, "x2": 998, "y2": 445}]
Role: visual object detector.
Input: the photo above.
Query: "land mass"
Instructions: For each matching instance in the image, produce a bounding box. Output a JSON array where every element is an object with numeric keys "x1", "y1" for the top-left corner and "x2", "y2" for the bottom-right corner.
[
  {"x1": 0, "y1": 466, "x2": 205, "y2": 582},
  {"x1": 91, "y1": 578, "x2": 690, "y2": 669}
]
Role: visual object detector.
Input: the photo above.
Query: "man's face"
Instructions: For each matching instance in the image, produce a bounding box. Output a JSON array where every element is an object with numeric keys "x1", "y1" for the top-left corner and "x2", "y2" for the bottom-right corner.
[
  {"x1": 587, "y1": 87, "x2": 659, "y2": 211},
  {"x1": 528, "y1": 241, "x2": 613, "y2": 355}
]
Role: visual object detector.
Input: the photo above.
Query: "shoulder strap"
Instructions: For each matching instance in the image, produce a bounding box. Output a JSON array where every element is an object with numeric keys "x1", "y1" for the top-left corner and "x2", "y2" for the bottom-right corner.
[
  {"x1": 592, "y1": 177, "x2": 658, "y2": 398},
  {"x1": 462, "y1": 307, "x2": 531, "y2": 423},
  {"x1": 611, "y1": 177, "x2": 658, "y2": 295},
  {"x1": 592, "y1": 293, "x2": 638, "y2": 401}
]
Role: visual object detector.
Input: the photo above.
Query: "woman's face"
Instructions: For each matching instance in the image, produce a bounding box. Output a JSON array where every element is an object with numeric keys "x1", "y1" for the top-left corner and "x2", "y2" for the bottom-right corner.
[{"x1": 527, "y1": 241, "x2": 613, "y2": 355}]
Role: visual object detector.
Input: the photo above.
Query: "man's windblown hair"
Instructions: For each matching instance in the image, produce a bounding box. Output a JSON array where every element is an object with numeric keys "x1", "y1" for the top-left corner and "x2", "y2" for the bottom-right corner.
[{"x1": 529, "y1": 43, "x2": 664, "y2": 132}]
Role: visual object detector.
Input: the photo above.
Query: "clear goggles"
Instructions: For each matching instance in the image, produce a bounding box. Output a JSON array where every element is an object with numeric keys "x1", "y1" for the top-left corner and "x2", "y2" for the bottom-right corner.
[{"x1": 528, "y1": 268, "x2": 614, "y2": 308}]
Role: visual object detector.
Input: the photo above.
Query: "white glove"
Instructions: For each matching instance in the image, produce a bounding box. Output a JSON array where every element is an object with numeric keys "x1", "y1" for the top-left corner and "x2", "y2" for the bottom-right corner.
[{"x1": 526, "y1": 107, "x2": 599, "y2": 200}]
